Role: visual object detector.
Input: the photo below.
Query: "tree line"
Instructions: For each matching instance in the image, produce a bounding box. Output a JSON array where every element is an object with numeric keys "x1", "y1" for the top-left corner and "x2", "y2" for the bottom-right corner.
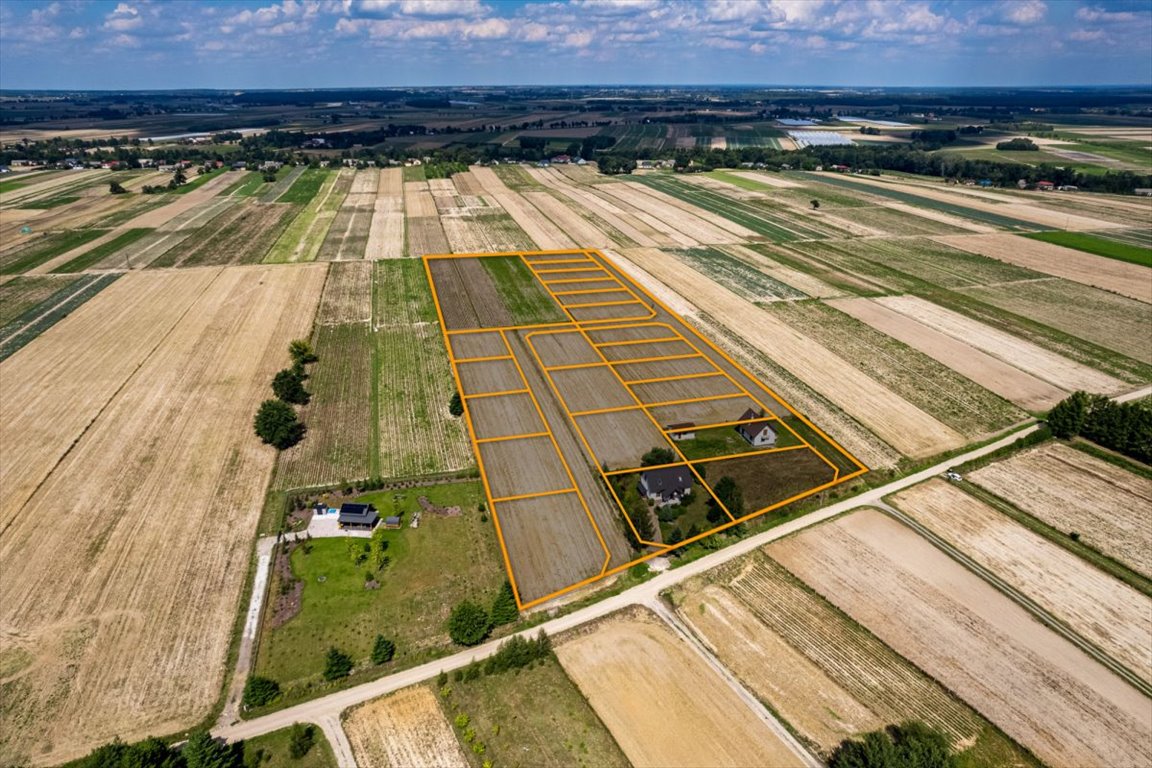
[
  {"x1": 253, "y1": 340, "x2": 316, "y2": 450},
  {"x1": 1047, "y1": 391, "x2": 1152, "y2": 464}
]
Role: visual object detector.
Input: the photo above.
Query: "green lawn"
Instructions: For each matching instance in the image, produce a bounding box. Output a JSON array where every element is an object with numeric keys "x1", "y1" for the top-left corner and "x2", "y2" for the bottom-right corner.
[
  {"x1": 403, "y1": 165, "x2": 427, "y2": 182},
  {"x1": 675, "y1": 423, "x2": 800, "y2": 460},
  {"x1": 1023, "y1": 231, "x2": 1152, "y2": 268},
  {"x1": 53, "y1": 228, "x2": 153, "y2": 273},
  {"x1": 254, "y1": 481, "x2": 508, "y2": 698},
  {"x1": 481, "y1": 255, "x2": 569, "y2": 325},
  {"x1": 169, "y1": 169, "x2": 223, "y2": 195},
  {"x1": 438, "y1": 656, "x2": 629, "y2": 768},
  {"x1": 243, "y1": 724, "x2": 337, "y2": 768}
]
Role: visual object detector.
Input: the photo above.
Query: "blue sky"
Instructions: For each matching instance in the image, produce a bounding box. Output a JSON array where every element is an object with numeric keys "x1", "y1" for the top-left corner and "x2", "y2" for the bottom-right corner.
[{"x1": 1, "y1": 0, "x2": 1149, "y2": 90}]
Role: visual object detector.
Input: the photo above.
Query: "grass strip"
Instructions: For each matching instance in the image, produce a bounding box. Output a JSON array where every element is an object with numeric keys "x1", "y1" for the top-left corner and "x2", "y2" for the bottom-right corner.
[
  {"x1": 52, "y1": 228, "x2": 153, "y2": 273},
  {"x1": 1023, "y1": 231, "x2": 1152, "y2": 268},
  {"x1": 0, "y1": 178, "x2": 28, "y2": 194},
  {"x1": 481, "y1": 255, "x2": 569, "y2": 324},
  {"x1": 169, "y1": 170, "x2": 222, "y2": 195},
  {"x1": 0, "y1": 229, "x2": 108, "y2": 275},
  {"x1": 17, "y1": 195, "x2": 79, "y2": 209},
  {"x1": 224, "y1": 171, "x2": 267, "y2": 197},
  {"x1": 0, "y1": 273, "x2": 120, "y2": 362}
]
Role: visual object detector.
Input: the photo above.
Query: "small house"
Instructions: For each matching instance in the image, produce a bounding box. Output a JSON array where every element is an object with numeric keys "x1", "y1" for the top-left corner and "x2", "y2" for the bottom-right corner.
[
  {"x1": 736, "y1": 408, "x2": 777, "y2": 448},
  {"x1": 665, "y1": 422, "x2": 696, "y2": 441},
  {"x1": 383, "y1": 515, "x2": 401, "y2": 529},
  {"x1": 337, "y1": 502, "x2": 379, "y2": 530},
  {"x1": 638, "y1": 466, "x2": 693, "y2": 507}
]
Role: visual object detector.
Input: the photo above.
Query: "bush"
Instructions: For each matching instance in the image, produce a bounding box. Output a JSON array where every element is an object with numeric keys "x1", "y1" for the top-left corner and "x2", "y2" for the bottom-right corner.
[
  {"x1": 242, "y1": 675, "x2": 281, "y2": 708},
  {"x1": 289, "y1": 338, "x2": 318, "y2": 365},
  {"x1": 448, "y1": 600, "x2": 492, "y2": 646},
  {"x1": 287, "y1": 723, "x2": 316, "y2": 759},
  {"x1": 449, "y1": 391, "x2": 464, "y2": 417},
  {"x1": 323, "y1": 646, "x2": 353, "y2": 681},
  {"x1": 371, "y1": 635, "x2": 396, "y2": 664},
  {"x1": 109, "y1": 181, "x2": 128, "y2": 194},
  {"x1": 640, "y1": 446, "x2": 675, "y2": 466},
  {"x1": 996, "y1": 137, "x2": 1039, "y2": 151},
  {"x1": 254, "y1": 399, "x2": 305, "y2": 449},
  {"x1": 272, "y1": 367, "x2": 310, "y2": 405},
  {"x1": 828, "y1": 721, "x2": 954, "y2": 768},
  {"x1": 490, "y1": 580, "x2": 519, "y2": 626}
]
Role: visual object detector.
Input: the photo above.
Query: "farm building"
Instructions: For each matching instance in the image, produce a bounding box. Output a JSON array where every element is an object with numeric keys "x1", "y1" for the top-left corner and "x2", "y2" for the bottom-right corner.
[
  {"x1": 383, "y1": 515, "x2": 401, "y2": 529},
  {"x1": 736, "y1": 409, "x2": 777, "y2": 447},
  {"x1": 639, "y1": 466, "x2": 693, "y2": 506},
  {"x1": 666, "y1": 422, "x2": 697, "y2": 441},
  {"x1": 338, "y1": 503, "x2": 379, "y2": 530}
]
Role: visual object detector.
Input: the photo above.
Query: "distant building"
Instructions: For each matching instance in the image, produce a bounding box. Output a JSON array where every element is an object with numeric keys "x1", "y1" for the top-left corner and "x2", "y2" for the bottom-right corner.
[
  {"x1": 736, "y1": 408, "x2": 777, "y2": 448},
  {"x1": 665, "y1": 422, "x2": 696, "y2": 441},
  {"x1": 638, "y1": 466, "x2": 693, "y2": 506},
  {"x1": 1036, "y1": 180, "x2": 1055, "y2": 191},
  {"x1": 550, "y1": 154, "x2": 572, "y2": 164},
  {"x1": 338, "y1": 503, "x2": 379, "y2": 530},
  {"x1": 1136, "y1": 189, "x2": 1152, "y2": 197}
]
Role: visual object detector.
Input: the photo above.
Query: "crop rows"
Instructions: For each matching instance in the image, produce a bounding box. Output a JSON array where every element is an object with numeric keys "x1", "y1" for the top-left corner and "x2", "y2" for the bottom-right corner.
[
  {"x1": 0, "y1": 274, "x2": 82, "y2": 326},
  {"x1": 53, "y1": 228, "x2": 154, "y2": 273},
  {"x1": 0, "y1": 274, "x2": 121, "y2": 363},
  {"x1": 150, "y1": 202, "x2": 298, "y2": 267},
  {"x1": 265, "y1": 169, "x2": 349, "y2": 263},
  {"x1": 670, "y1": 247, "x2": 806, "y2": 302},
  {"x1": 1, "y1": 230, "x2": 108, "y2": 275}
]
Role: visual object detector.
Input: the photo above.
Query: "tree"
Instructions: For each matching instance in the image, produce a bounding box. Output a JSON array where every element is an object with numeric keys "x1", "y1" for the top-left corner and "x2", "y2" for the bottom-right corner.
[
  {"x1": 242, "y1": 675, "x2": 281, "y2": 708},
  {"x1": 708, "y1": 475, "x2": 743, "y2": 523},
  {"x1": 640, "y1": 446, "x2": 675, "y2": 466},
  {"x1": 829, "y1": 721, "x2": 955, "y2": 768},
  {"x1": 449, "y1": 391, "x2": 464, "y2": 417},
  {"x1": 169, "y1": 168, "x2": 188, "y2": 188},
  {"x1": 254, "y1": 399, "x2": 306, "y2": 449},
  {"x1": 289, "y1": 338, "x2": 318, "y2": 365},
  {"x1": 448, "y1": 600, "x2": 492, "y2": 646},
  {"x1": 109, "y1": 180, "x2": 128, "y2": 194},
  {"x1": 287, "y1": 723, "x2": 316, "y2": 759},
  {"x1": 371, "y1": 634, "x2": 396, "y2": 664},
  {"x1": 1047, "y1": 390, "x2": 1089, "y2": 438},
  {"x1": 323, "y1": 646, "x2": 354, "y2": 680},
  {"x1": 272, "y1": 367, "x2": 310, "y2": 405},
  {"x1": 183, "y1": 731, "x2": 243, "y2": 768},
  {"x1": 810, "y1": 199, "x2": 820, "y2": 209},
  {"x1": 490, "y1": 580, "x2": 519, "y2": 626}
]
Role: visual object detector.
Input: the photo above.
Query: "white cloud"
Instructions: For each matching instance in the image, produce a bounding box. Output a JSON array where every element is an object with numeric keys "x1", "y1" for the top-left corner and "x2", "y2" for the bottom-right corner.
[
  {"x1": 1075, "y1": 5, "x2": 1138, "y2": 23},
  {"x1": 563, "y1": 30, "x2": 594, "y2": 48},
  {"x1": 1003, "y1": 0, "x2": 1046, "y2": 25}
]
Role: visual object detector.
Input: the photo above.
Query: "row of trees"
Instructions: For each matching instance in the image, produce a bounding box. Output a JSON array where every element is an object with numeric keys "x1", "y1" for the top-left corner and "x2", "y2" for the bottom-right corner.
[
  {"x1": 447, "y1": 580, "x2": 519, "y2": 646},
  {"x1": 253, "y1": 340, "x2": 316, "y2": 450},
  {"x1": 1047, "y1": 391, "x2": 1152, "y2": 463},
  {"x1": 69, "y1": 723, "x2": 320, "y2": 767},
  {"x1": 829, "y1": 721, "x2": 955, "y2": 768}
]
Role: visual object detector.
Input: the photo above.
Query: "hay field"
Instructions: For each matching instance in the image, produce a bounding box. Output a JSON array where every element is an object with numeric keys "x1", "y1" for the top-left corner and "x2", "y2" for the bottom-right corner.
[
  {"x1": 891, "y1": 479, "x2": 1152, "y2": 684},
  {"x1": 935, "y1": 233, "x2": 1152, "y2": 303},
  {"x1": 556, "y1": 609, "x2": 808, "y2": 768},
  {"x1": 345, "y1": 686, "x2": 468, "y2": 768},
  {"x1": 970, "y1": 443, "x2": 1152, "y2": 578},
  {"x1": 0, "y1": 263, "x2": 327, "y2": 766},
  {"x1": 366, "y1": 168, "x2": 405, "y2": 259},
  {"x1": 619, "y1": 247, "x2": 964, "y2": 458},
  {"x1": 770, "y1": 508, "x2": 1152, "y2": 768}
]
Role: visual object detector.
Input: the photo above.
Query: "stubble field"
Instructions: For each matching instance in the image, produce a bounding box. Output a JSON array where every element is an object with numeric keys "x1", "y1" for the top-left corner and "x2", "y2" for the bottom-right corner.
[{"x1": 345, "y1": 686, "x2": 468, "y2": 768}]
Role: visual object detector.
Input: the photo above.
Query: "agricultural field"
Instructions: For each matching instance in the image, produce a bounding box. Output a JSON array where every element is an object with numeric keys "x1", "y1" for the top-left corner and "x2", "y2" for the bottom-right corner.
[
  {"x1": 149, "y1": 200, "x2": 298, "y2": 267},
  {"x1": 0, "y1": 273, "x2": 83, "y2": 325},
  {"x1": 556, "y1": 608, "x2": 808, "y2": 767},
  {"x1": 669, "y1": 552, "x2": 1036, "y2": 765},
  {"x1": 969, "y1": 443, "x2": 1152, "y2": 578},
  {"x1": 345, "y1": 686, "x2": 468, "y2": 768},
  {"x1": 770, "y1": 508, "x2": 1152, "y2": 768},
  {"x1": 265, "y1": 169, "x2": 349, "y2": 263},
  {"x1": 0, "y1": 273, "x2": 120, "y2": 363},
  {"x1": 366, "y1": 168, "x2": 405, "y2": 259},
  {"x1": 889, "y1": 479, "x2": 1152, "y2": 685},
  {"x1": 317, "y1": 170, "x2": 376, "y2": 260},
  {"x1": 0, "y1": 263, "x2": 327, "y2": 766}
]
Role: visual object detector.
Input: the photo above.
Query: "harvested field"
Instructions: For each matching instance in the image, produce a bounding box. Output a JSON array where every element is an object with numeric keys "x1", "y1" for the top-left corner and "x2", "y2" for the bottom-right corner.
[
  {"x1": 407, "y1": 216, "x2": 450, "y2": 259},
  {"x1": 598, "y1": 182, "x2": 746, "y2": 244},
  {"x1": 614, "y1": 355, "x2": 718, "y2": 383},
  {"x1": 537, "y1": 266, "x2": 610, "y2": 282},
  {"x1": 558, "y1": 289, "x2": 635, "y2": 307},
  {"x1": 427, "y1": 258, "x2": 512, "y2": 330},
  {"x1": 574, "y1": 408, "x2": 670, "y2": 469},
  {"x1": 556, "y1": 608, "x2": 807, "y2": 768},
  {"x1": 547, "y1": 277, "x2": 618, "y2": 292},
  {"x1": 457, "y1": 358, "x2": 524, "y2": 395},
  {"x1": 345, "y1": 686, "x2": 468, "y2": 768},
  {"x1": 0, "y1": 269, "x2": 219, "y2": 530},
  {"x1": 770, "y1": 509, "x2": 1152, "y2": 768},
  {"x1": 566, "y1": 301, "x2": 652, "y2": 322},
  {"x1": 702, "y1": 448, "x2": 836, "y2": 512},
  {"x1": 719, "y1": 244, "x2": 843, "y2": 299},
  {"x1": 630, "y1": 373, "x2": 743, "y2": 405},
  {"x1": 586, "y1": 323, "x2": 681, "y2": 344},
  {"x1": 403, "y1": 181, "x2": 439, "y2": 218},
  {"x1": 936, "y1": 233, "x2": 1152, "y2": 303},
  {"x1": 873, "y1": 294, "x2": 1126, "y2": 394},
  {"x1": 449, "y1": 330, "x2": 510, "y2": 361},
  {"x1": 316, "y1": 260, "x2": 372, "y2": 325},
  {"x1": 494, "y1": 493, "x2": 608, "y2": 603},
  {"x1": 891, "y1": 479, "x2": 1152, "y2": 685},
  {"x1": 0, "y1": 274, "x2": 82, "y2": 326},
  {"x1": 619, "y1": 247, "x2": 964, "y2": 458},
  {"x1": 667, "y1": 246, "x2": 805, "y2": 302},
  {"x1": 958, "y1": 278, "x2": 1152, "y2": 364},
  {"x1": 526, "y1": 330, "x2": 602, "y2": 367},
  {"x1": 478, "y1": 435, "x2": 572, "y2": 499},
  {"x1": 366, "y1": 177, "x2": 405, "y2": 260},
  {"x1": 0, "y1": 264, "x2": 327, "y2": 766},
  {"x1": 829, "y1": 297, "x2": 1066, "y2": 411},
  {"x1": 467, "y1": 167, "x2": 576, "y2": 251},
  {"x1": 150, "y1": 201, "x2": 296, "y2": 267},
  {"x1": 970, "y1": 443, "x2": 1152, "y2": 578},
  {"x1": 441, "y1": 212, "x2": 536, "y2": 254},
  {"x1": 648, "y1": 395, "x2": 762, "y2": 427},
  {"x1": 317, "y1": 185, "x2": 374, "y2": 261},
  {"x1": 522, "y1": 190, "x2": 612, "y2": 248},
  {"x1": 466, "y1": 392, "x2": 546, "y2": 439},
  {"x1": 0, "y1": 275, "x2": 120, "y2": 363},
  {"x1": 598, "y1": 338, "x2": 698, "y2": 362},
  {"x1": 549, "y1": 365, "x2": 636, "y2": 413}
]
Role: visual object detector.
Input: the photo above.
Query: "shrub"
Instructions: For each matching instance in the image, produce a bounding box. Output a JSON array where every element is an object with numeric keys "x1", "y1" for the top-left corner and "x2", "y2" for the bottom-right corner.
[
  {"x1": 242, "y1": 675, "x2": 280, "y2": 708},
  {"x1": 323, "y1": 646, "x2": 353, "y2": 681},
  {"x1": 449, "y1": 391, "x2": 464, "y2": 417},
  {"x1": 828, "y1": 721, "x2": 954, "y2": 768},
  {"x1": 448, "y1": 600, "x2": 492, "y2": 646},
  {"x1": 287, "y1": 723, "x2": 316, "y2": 759},
  {"x1": 640, "y1": 447, "x2": 675, "y2": 466},
  {"x1": 371, "y1": 635, "x2": 396, "y2": 664},
  {"x1": 289, "y1": 339, "x2": 318, "y2": 365},
  {"x1": 490, "y1": 580, "x2": 519, "y2": 626}
]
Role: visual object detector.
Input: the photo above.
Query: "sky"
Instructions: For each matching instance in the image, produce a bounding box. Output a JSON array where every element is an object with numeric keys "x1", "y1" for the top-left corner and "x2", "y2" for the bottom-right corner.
[{"x1": 1, "y1": 0, "x2": 1150, "y2": 90}]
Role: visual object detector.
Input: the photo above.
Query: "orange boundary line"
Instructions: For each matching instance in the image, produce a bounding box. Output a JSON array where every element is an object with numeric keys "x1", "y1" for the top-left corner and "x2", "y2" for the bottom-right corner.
[
  {"x1": 475, "y1": 431, "x2": 552, "y2": 444},
  {"x1": 608, "y1": 352, "x2": 704, "y2": 367},
  {"x1": 452, "y1": 354, "x2": 515, "y2": 364},
  {"x1": 545, "y1": 361, "x2": 610, "y2": 372},
  {"x1": 569, "y1": 403, "x2": 647, "y2": 417},
  {"x1": 534, "y1": 266, "x2": 606, "y2": 275},
  {"x1": 592, "y1": 335, "x2": 683, "y2": 348},
  {"x1": 489, "y1": 487, "x2": 579, "y2": 503},
  {"x1": 462, "y1": 388, "x2": 530, "y2": 400},
  {"x1": 624, "y1": 371, "x2": 726, "y2": 386},
  {"x1": 560, "y1": 298, "x2": 641, "y2": 309},
  {"x1": 551, "y1": 287, "x2": 623, "y2": 296}
]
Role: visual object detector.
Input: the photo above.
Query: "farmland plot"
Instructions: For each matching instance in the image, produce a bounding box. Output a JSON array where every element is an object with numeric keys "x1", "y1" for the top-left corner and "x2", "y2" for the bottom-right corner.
[
  {"x1": 317, "y1": 171, "x2": 376, "y2": 261},
  {"x1": 265, "y1": 169, "x2": 349, "y2": 263},
  {"x1": 0, "y1": 274, "x2": 82, "y2": 326},
  {"x1": 595, "y1": 182, "x2": 744, "y2": 244},
  {"x1": 771, "y1": 509, "x2": 1152, "y2": 768},
  {"x1": 718, "y1": 244, "x2": 843, "y2": 299},
  {"x1": 0, "y1": 264, "x2": 327, "y2": 766},
  {"x1": 970, "y1": 443, "x2": 1152, "y2": 578},
  {"x1": 890, "y1": 479, "x2": 1152, "y2": 684},
  {"x1": 0, "y1": 273, "x2": 121, "y2": 363},
  {"x1": 958, "y1": 278, "x2": 1152, "y2": 364},
  {"x1": 366, "y1": 168, "x2": 405, "y2": 259},
  {"x1": 670, "y1": 246, "x2": 807, "y2": 302},
  {"x1": 556, "y1": 608, "x2": 808, "y2": 768},
  {"x1": 345, "y1": 686, "x2": 468, "y2": 768},
  {"x1": 466, "y1": 166, "x2": 575, "y2": 250},
  {"x1": 441, "y1": 211, "x2": 536, "y2": 254},
  {"x1": 936, "y1": 233, "x2": 1152, "y2": 303},
  {"x1": 150, "y1": 201, "x2": 297, "y2": 267}
]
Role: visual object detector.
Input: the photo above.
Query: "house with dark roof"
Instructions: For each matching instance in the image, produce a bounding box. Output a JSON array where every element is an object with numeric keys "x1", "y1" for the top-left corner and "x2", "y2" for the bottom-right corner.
[
  {"x1": 736, "y1": 408, "x2": 777, "y2": 448},
  {"x1": 338, "y1": 502, "x2": 379, "y2": 530},
  {"x1": 638, "y1": 466, "x2": 693, "y2": 506}
]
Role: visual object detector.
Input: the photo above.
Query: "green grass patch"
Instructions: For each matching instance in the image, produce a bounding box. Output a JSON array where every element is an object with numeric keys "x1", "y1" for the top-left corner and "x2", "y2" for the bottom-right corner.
[
  {"x1": 1023, "y1": 231, "x2": 1152, "y2": 268},
  {"x1": 18, "y1": 195, "x2": 79, "y2": 209},
  {"x1": 438, "y1": 655, "x2": 629, "y2": 768},
  {"x1": 52, "y1": 228, "x2": 153, "y2": 273},
  {"x1": 265, "y1": 171, "x2": 344, "y2": 263},
  {"x1": 253, "y1": 481, "x2": 507, "y2": 698},
  {"x1": 0, "y1": 229, "x2": 108, "y2": 275},
  {"x1": 480, "y1": 255, "x2": 569, "y2": 325},
  {"x1": 0, "y1": 178, "x2": 28, "y2": 194},
  {"x1": 277, "y1": 168, "x2": 330, "y2": 204},
  {"x1": 242, "y1": 724, "x2": 337, "y2": 768},
  {"x1": 224, "y1": 171, "x2": 267, "y2": 197},
  {"x1": 403, "y1": 165, "x2": 427, "y2": 182},
  {"x1": 169, "y1": 170, "x2": 221, "y2": 195},
  {"x1": 675, "y1": 423, "x2": 801, "y2": 460}
]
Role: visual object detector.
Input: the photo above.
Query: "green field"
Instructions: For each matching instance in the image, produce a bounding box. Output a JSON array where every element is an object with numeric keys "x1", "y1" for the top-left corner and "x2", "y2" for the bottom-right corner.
[
  {"x1": 253, "y1": 481, "x2": 507, "y2": 698},
  {"x1": 438, "y1": 655, "x2": 629, "y2": 768},
  {"x1": 224, "y1": 171, "x2": 268, "y2": 197},
  {"x1": 169, "y1": 169, "x2": 224, "y2": 195},
  {"x1": 0, "y1": 229, "x2": 109, "y2": 275},
  {"x1": 0, "y1": 274, "x2": 120, "y2": 363},
  {"x1": 670, "y1": 246, "x2": 806, "y2": 302},
  {"x1": 1023, "y1": 230, "x2": 1152, "y2": 268},
  {"x1": 0, "y1": 177, "x2": 29, "y2": 194},
  {"x1": 481, "y1": 255, "x2": 569, "y2": 324},
  {"x1": 602, "y1": 123, "x2": 668, "y2": 152},
  {"x1": 277, "y1": 168, "x2": 331, "y2": 204},
  {"x1": 243, "y1": 724, "x2": 337, "y2": 768},
  {"x1": 676, "y1": 423, "x2": 801, "y2": 460},
  {"x1": 53, "y1": 228, "x2": 153, "y2": 272},
  {"x1": 265, "y1": 170, "x2": 346, "y2": 263}
]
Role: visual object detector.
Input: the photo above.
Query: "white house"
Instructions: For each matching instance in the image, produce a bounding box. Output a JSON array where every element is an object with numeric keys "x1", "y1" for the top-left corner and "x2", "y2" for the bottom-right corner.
[{"x1": 736, "y1": 408, "x2": 777, "y2": 448}]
